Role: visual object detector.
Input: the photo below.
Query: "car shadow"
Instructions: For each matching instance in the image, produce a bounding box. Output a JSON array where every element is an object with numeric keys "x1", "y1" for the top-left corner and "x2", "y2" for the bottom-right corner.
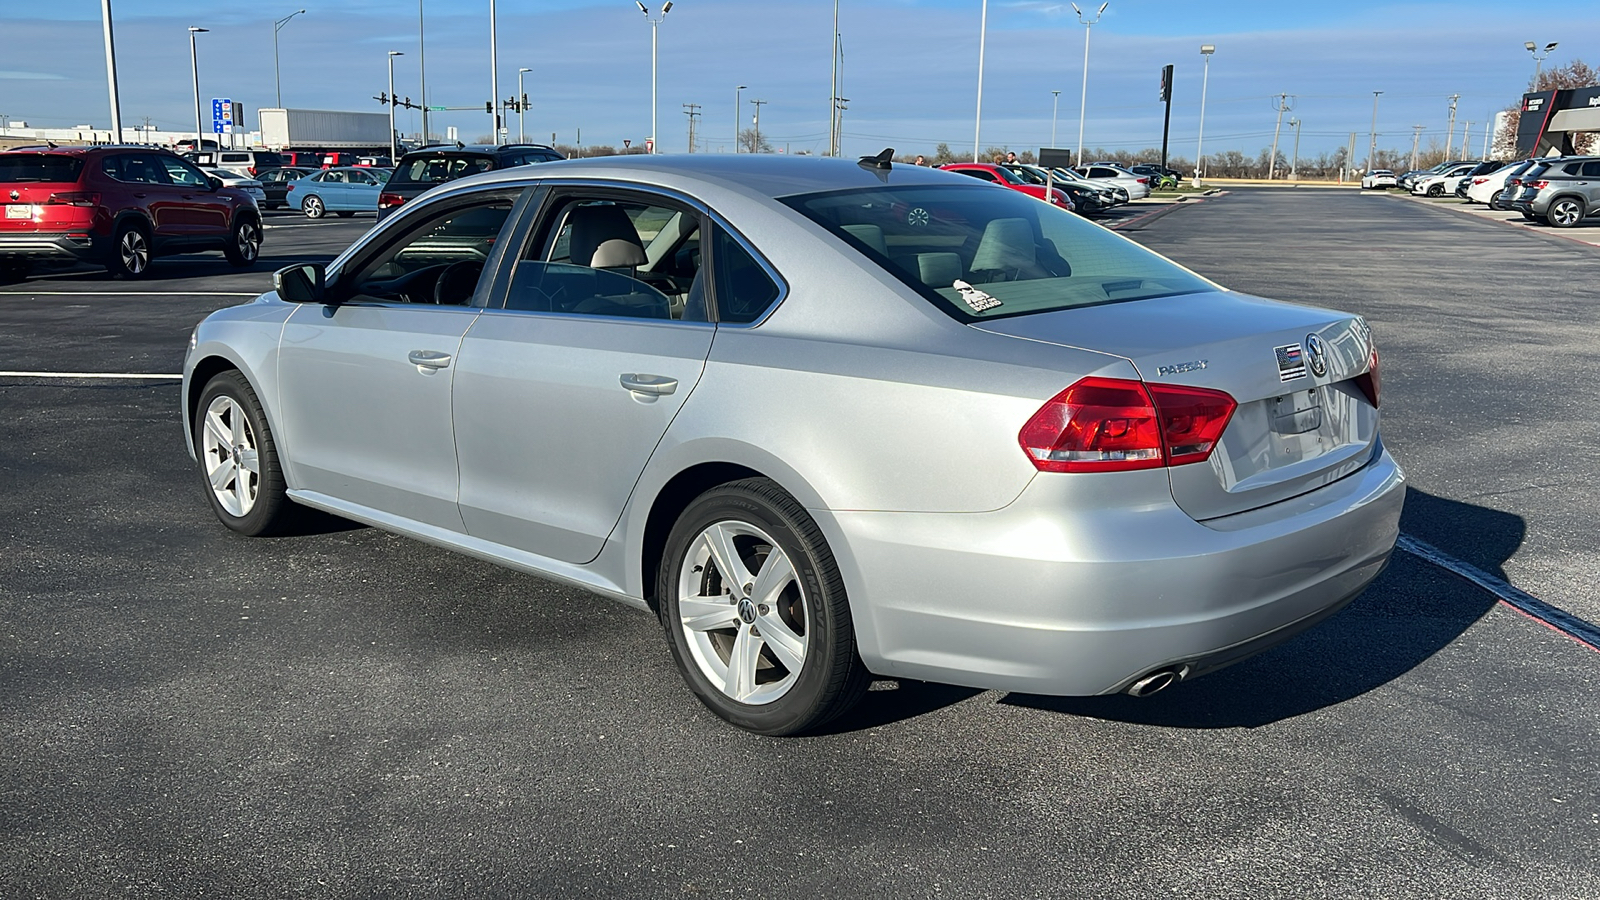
[{"x1": 993, "y1": 487, "x2": 1517, "y2": 729}]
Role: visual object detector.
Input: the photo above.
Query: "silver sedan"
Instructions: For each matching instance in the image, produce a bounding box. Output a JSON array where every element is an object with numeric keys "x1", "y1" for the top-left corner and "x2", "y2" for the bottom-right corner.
[{"x1": 182, "y1": 154, "x2": 1404, "y2": 734}]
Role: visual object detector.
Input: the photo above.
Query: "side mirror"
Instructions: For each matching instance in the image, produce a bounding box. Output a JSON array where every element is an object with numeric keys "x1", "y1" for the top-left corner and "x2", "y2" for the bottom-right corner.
[
  {"x1": 274, "y1": 263, "x2": 327, "y2": 303},
  {"x1": 207, "y1": 175, "x2": 224, "y2": 190}
]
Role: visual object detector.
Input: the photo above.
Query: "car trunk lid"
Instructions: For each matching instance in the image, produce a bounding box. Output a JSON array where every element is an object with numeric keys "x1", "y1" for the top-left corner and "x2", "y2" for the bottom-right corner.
[
  {"x1": 0, "y1": 154, "x2": 89, "y2": 234},
  {"x1": 976, "y1": 290, "x2": 1379, "y2": 521}
]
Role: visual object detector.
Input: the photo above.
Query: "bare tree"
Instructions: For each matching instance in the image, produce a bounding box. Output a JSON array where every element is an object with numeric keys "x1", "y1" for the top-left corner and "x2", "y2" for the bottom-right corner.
[{"x1": 739, "y1": 128, "x2": 772, "y2": 154}]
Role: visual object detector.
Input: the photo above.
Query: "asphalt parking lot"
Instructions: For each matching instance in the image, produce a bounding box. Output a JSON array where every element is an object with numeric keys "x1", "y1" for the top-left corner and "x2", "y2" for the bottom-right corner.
[{"x1": 3, "y1": 194, "x2": 1598, "y2": 898}]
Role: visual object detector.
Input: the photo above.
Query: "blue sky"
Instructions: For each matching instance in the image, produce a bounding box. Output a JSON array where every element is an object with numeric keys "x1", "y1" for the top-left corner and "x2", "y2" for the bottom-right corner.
[{"x1": 3, "y1": 1, "x2": 1597, "y2": 159}]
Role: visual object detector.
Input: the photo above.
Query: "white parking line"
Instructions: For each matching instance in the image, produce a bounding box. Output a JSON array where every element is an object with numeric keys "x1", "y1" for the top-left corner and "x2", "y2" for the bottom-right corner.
[
  {"x1": 0, "y1": 371, "x2": 180, "y2": 379},
  {"x1": 1398, "y1": 533, "x2": 1600, "y2": 653}
]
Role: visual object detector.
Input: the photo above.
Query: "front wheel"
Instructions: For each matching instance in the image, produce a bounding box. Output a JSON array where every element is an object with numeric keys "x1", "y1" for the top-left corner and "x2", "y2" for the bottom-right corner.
[
  {"x1": 194, "y1": 370, "x2": 299, "y2": 536},
  {"x1": 1549, "y1": 197, "x2": 1586, "y2": 228},
  {"x1": 301, "y1": 195, "x2": 325, "y2": 219},
  {"x1": 658, "y1": 478, "x2": 870, "y2": 735},
  {"x1": 1426, "y1": 184, "x2": 1443, "y2": 197},
  {"x1": 223, "y1": 216, "x2": 261, "y2": 267}
]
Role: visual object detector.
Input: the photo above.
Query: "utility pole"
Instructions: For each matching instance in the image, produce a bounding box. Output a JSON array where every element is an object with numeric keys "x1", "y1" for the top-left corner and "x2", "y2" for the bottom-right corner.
[
  {"x1": 101, "y1": 0, "x2": 124, "y2": 143},
  {"x1": 682, "y1": 103, "x2": 700, "y2": 153},
  {"x1": 1410, "y1": 125, "x2": 1425, "y2": 171},
  {"x1": 1367, "y1": 91, "x2": 1382, "y2": 174},
  {"x1": 1346, "y1": 132, "x2": 1357, "y2": 182},
  {"x1": 829, "y1": 0, "x2": 840, "y2": 156},
  {"x1": 1289, "y1": 116, "x2": 1301, "y2": 180},
  {"x1": 750, "y1": 99, "x2": 767, "y2": 153},
  {"x1": 1268, "y1": 93, "x2": 1293, "y2": 180},
  {"x1": 1444, "y1": 93, "x2": 1459, "y2": 160},
  {"x1": 1463, "y1": 120, "x2": 1473, "y2": 158}
]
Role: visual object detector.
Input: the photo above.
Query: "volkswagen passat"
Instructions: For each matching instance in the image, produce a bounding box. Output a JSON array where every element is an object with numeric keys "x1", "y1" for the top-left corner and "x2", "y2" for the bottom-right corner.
[{"x1": 182, "y1": 154, "x2": 1403, "y2": 735}]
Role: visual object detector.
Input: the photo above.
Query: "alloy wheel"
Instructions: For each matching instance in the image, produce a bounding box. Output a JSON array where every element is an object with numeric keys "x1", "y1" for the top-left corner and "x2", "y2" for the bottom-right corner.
[
  {"x1": 120, "y1": 229, "x2": 148, "y2": 274},
  {"x1": 236, "y1": 221, "x2": 260, "y2": 260},
  {"x1": 200, "y1": 395, "x2": 260, "y2": 517},
  {"x1": 1550, "y1": 199, "x2": 1584, "y2": 228},
  {"x1": 676, "y1": 520, "x2": 809, "y2": 705}
]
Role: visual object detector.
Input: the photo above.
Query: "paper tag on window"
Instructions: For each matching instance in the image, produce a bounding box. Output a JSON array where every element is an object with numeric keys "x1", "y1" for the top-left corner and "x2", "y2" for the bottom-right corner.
[{"x1": 953, "y1": 279, "x2": 1002, "y2": 312}]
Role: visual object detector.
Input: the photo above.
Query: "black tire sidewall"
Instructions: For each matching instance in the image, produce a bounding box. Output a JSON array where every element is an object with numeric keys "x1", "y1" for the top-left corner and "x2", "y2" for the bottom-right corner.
[
  {"x1": 193, "y1": 371, "x2": 293, "y2": 536},
  {"x1": 658, "y1": 480, "x2": 863, "y2": 735},
  {"x1": 224, "y1": 216, "x2": 260, "y2": 266},
  {"x1": 108, "y1": 222, "x2": 150, "y2": 279}
]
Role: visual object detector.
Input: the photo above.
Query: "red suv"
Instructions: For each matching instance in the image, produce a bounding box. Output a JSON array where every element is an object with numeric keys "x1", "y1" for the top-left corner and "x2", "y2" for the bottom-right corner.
[
  {"x1": 0, "y1": 145, "x2": 263, "y2": 281},
  {"x1": 938, "y1": 163, "x2": 1074, "y2": 210}
]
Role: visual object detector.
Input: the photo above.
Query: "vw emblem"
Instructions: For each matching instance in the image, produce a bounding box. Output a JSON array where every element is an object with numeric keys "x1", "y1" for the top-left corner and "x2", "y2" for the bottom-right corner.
[
  {"x1": 7, "y1": 190, "x2": 17, "y2": 201},
  {"x1": 1304, "y1": 334, "x2": 1327, "y2": 378},
  {"x1": 737, "y1": 598, "x2": 757, "y2": 624}
]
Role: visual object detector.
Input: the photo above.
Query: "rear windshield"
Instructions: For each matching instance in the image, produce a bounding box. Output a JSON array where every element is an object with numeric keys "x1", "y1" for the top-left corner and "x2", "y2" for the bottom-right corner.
[
  {"x1": 390, "y1": 154, "x2": 494, "y2": 186},
  {"x1": 781, "y1": 184, "x2": 1216, "y2": 322},
  {"x1": 0, "y1": 155, "x2": 85, "y2": 183},
  {"x1": 252, "y1": 152, "x2": 283, "y2": 169}
]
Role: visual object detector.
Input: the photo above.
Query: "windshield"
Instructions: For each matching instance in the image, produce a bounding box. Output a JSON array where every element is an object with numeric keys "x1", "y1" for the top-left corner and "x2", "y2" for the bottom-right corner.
[
  {"x1": 781, "y1": 184, "x2": 1216, "y2": 322},
  {"x1": 0, "y1": 154, "x2": 84, "y2": 183}
]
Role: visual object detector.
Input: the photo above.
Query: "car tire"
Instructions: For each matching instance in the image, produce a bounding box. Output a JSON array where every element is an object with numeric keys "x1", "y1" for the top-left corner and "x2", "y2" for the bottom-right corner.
[
  {"x1": 1426, "y1": 184, "x2": 1443, "y2": 197},
  {"x1": 223, "y1": 216, "x2": 261, "y2": 267},
  {"x1": 1549, "y1": 197, "x2": 1585, "y2": 229},
  {"x1": 301, "y1": 195, "x2": 325, "y2": 219},
  {"x1": 0, "y1": 261, "x2": 29, "y2": 284},
  {"x1": 658, "y1": 478, "x2": 871, "y2": 735},
  {"x1": 194, "y1": 370, "x2": 299, "y2": 537},
  {"x1": 106, "y1": 220, "x2": 151, "y2": 279},
  {"x1": 1488, "y1": 189, "x2": 1503, "y2": 208}
]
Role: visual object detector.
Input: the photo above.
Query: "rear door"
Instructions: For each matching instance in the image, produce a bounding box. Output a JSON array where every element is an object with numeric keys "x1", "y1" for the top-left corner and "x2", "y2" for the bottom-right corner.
[
  {"x1": 452, "y1": 186, "x2": 717, "y2": 563},
  {"x1": 1580, "y1": 160, "x2": 1600, "y2": 209}
]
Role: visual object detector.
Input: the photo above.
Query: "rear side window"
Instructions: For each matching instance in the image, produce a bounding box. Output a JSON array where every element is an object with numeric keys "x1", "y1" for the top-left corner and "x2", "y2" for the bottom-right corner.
[
  {"x1": 0, "y1": 155, "x2": 84, "y2": 183},
  {"x1": 102, "y1": 154, "x2": 170, "y2": 184},
  {"x1": 1583, "y1": 162, "x2": 1600, "y2": 178},
  {"x1": 392, "y1": 155, "x2": 494, "y2": 186},
  {"x1": 711, "y1": 226, "x2": 780, "y2": 324}
]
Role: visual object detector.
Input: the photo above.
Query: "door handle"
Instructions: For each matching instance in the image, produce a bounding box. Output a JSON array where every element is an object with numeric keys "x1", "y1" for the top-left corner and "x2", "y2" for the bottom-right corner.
[
  {"x1": 408, "y1": 350, "x2": 453, "y2": 369},
  {"x1": 620, "y1": 373, "x2": 677, "y2": 395},
  {"x1": 132, "y1": 192, "x2": 147, "y2": 198}
]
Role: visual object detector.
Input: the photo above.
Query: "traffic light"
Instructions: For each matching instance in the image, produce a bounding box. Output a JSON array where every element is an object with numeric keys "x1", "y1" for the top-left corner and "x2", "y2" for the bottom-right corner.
[
  {"x1": 486, "y1": 101, "x2": 494, "y2": 114},
  {"x1": 402, "y1": 97, "x2": 412, "y2": 110},
  {"x1": 521, "y1": 93, "x2": 529, "y2": 111}
]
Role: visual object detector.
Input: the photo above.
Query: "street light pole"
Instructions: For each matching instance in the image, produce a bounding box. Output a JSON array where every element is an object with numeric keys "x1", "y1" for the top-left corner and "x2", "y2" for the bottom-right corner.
[
  {"x1": 973, "y1": 0, "x2": 988, "y2": 162},
  {"x1": 518, "y1": 67, "x2": 530, "y2": 143},
  {"x1": 1071, "y1": 2, "x2": 1107, "y2": 168},
  {"x1": 419, "y1": 0, "x2": 429, "y2": 143},
  {"x1": 638, "y1": 2, "x2": 673, "y2": 153},
  {"x1": 1526, "y1": 41, "x2": 1558, "y2": 86},
  {"x1": 734, "y1": 84, "x2": 746, "y2": 152},
  {"x1": 829, "y1": 0, "x2": 840, "y2": 156},
  {"x1": 272, "y1": 9, "x2": 306, "y2": 109},
  {"x1": 387, "y1": 51, "x2": 404, "y2": 162},
  {"x1": 1051, "y1": 90, "x2": 1061, "y2": 147},
  {"x1": 1289, "y1": 117, "x2": 1301, "y2": 180},
  {"x1": 101, "y1": 0, "x2": 124, "y2": 143},
  {"x1": 1193, "y1": 44, "x2": 1213, "y2": 187},
  {"x1": 188, "y1": 26, "x2": 208, "y2": 149},
  {"x1": 1367, "y1": 90, "x2": 1383, "y2": 174},
  {"x1": 490, "y1": 0, "x2": 500, "y2": 139}
]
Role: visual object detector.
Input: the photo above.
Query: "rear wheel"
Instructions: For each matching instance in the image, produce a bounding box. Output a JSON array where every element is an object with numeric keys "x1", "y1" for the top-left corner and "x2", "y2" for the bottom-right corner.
[
  {"x1": 223, "y1": 216, "x2": 261, "y2": 267},
  {"x1": 658, "y1": 478, "x2": 870, "y2": 735},
  {"x1": 194, "y1": 370, "x2": 298, "y2": 536},
  {"x1": 301, "y1": 195, "x2": 325, "y2": 219},
  {"x1": 0, "y1": 261, "x2": 29, "y2": 284},
  {"x1": 1488, "y1": 189, "x2": 1504, "y2": 208},
  {"x1": 107, "y1": 221, "x2": 150, "y2": 279},
  {"x1": 1549, "y1": 197, "x2": 1586, "y2": 228}
]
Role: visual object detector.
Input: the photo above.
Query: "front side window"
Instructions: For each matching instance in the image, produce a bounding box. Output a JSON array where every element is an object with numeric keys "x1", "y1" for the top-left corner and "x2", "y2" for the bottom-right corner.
[
  {"x1": 158, "y1": 156, "x2": 209, "y2": 188},
  {"x1": 782, "y1": 184, "x2": 1215, "y2": 322},
  {"x1": 505, "y1": 193, "x2": 705, "y2": 321},
  {"x1": 340, "y1": 192, "x2": 519, "y2": 306}
]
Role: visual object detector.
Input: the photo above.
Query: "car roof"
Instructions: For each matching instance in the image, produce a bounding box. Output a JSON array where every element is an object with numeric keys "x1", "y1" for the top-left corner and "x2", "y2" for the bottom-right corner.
[{"x1": 446, "y1": 153, "x2": 990, "y2": 200}]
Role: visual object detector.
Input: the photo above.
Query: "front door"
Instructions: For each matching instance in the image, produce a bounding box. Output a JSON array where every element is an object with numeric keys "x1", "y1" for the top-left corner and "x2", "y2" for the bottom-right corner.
[
  {"x1": 276, "y1": 190, "x2": 523, "y2": 531},
  {"x1": 453, "y1": 190, "x2": 715, "y2": 563}
]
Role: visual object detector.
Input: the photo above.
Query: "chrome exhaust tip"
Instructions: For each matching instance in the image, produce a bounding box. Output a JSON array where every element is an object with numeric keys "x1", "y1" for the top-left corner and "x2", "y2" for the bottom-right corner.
[{"x1": 1126, "y1": 667, "x2": 1184, "y2": 698}]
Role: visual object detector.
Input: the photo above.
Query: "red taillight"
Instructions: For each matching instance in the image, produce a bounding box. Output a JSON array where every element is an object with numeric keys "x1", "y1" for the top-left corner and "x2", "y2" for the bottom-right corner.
[
  {"x1": 45, "y1": 191, "x2": 99, "y2": 207},
  {"x1": 1471, "y1": 178, "x2": 1487, "y2": 185},
  {"x1": 1019, "y1": 376, "x2": 1235, "y2": 473},
  {"x1": 1136, "y1": 177, "x2": 1149, "y2": 184},
  {"x1": 286, "y1": 184, "x2": 295, "y2": 192},
  {"x1": 379, "y1": 192, "x2": 405, "y2": 210},
  {"x1": 1355, "y1": 348, "x2": 1381, "y2": 408},
  {"x1": 1530, "y1": 180, "x2": 1550, "y2": 189}
]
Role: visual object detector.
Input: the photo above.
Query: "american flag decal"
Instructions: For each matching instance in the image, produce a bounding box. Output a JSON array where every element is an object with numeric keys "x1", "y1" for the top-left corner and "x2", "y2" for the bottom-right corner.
[{"x1": 1275, "y1": 343, "x2": 1307, "y2": 382}]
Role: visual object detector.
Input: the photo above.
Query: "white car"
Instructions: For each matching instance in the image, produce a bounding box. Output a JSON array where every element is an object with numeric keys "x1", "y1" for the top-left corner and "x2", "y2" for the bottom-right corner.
[
  {"x1": 1465, "y1": 160, "x2": 1533, "y2": 206},
  {"x1": 1410, "y1": 163, "x2": 1480, "y2": 197},
  {"x1": 201, "y1": 168, "x2": 267, "y2": 205},
  {"x1": 1361, "y1": 170, "x2": 1398, "y2": 190},
  {"x1": 1072, "y1": 164, "x2": 1152, "y2": 200}
]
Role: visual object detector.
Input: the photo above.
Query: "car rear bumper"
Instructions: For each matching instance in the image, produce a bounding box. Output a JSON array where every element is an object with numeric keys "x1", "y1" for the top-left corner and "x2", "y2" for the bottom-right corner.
[
  {"x1": 825, "y1": 445, "x2": 1405, "y2": 696},
  {"x1": 0, "y1": 232, "x2": 99, "y2": 263}
]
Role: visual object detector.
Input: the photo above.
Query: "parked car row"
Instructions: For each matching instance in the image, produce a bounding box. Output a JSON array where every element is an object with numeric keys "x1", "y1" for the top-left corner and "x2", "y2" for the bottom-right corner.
[
  {"x1": 936, "y1": 161, "x2": 1150, "y2": 217},
  {"x1": 1372, "y1": 155, "x2": 1600, "y2": 229}
]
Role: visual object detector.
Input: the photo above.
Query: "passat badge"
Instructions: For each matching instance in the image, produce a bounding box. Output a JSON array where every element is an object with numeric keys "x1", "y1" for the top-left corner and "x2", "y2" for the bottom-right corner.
[
  {"x1": 1274, "y1": 343, "x2": 1306, "y2": 382},
  {"x1": 1304, "y1": 334, "x2": 1327, "y2": 377},
  {"x1": 1156, "y1": 359, "x2": 1208, "y2": 377}
]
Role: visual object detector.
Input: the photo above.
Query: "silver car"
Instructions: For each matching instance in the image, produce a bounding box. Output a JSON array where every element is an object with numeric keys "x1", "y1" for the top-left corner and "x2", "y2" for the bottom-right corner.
[
  {"x1": 1072, "y1": 164, "x2": 1152, "y2": 199},
  {"x1": 182, "y1": 155, "x2": 1404, "y2": 734}
]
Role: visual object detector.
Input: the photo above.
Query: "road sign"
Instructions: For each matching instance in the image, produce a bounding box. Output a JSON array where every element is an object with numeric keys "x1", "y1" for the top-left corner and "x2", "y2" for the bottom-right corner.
[{"x1": 211, "y1": 98, "x2": 234, "y2": 135}]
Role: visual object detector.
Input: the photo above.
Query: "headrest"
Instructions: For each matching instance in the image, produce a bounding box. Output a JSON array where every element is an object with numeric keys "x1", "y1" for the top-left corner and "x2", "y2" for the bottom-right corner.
[{"x1": 590, "y1": 238, "x2": 647, "y2": 269}]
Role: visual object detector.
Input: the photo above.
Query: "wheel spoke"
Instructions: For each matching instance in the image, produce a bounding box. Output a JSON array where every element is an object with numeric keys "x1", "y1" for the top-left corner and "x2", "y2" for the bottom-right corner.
[
  {"x1": 727, "y1": 626, "x2": 761, "y2": 701},
  {"x1": 679, "y1": 595, "x2": 738, "y2": 632},
  {"x1": 755, "y1": 609, "x2": 806, "y2": 673},
  {"x1": 237, "y1": 448, "x2": 260, "y2": 475},
  {"x1": 700, "y1": 524, "x2": 752, "y2": 593},
  {"x1": 229, "y1": 404, "x2": 245, "y2": 445},
  {"x1": 203, "y1": 409, "x2": 230, "y2": 447},
  {"x1": 750, "y1": 548, "x2": 795, "y2": 608},
  {"x1": 209, "y1": 458, "x2": 236, "y2": 491}
]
